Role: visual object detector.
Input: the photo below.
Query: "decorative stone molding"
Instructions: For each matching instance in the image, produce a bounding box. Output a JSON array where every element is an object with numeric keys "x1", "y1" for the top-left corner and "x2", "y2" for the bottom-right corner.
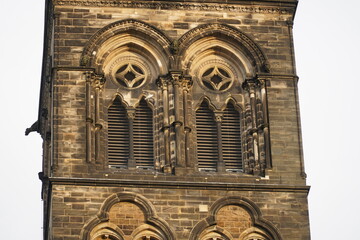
[
  {"x1": 177, "y1": 23, "x2": 269, "y2": 73},
  {"x1": 195, "y1": 60, "x2": 236, "y2": 92},
  {"x1": 80, "y1": 19, "x2": 172, "y2": 69},
  {"x1": 189, "y1": 196, "x2": 283, "y2": 240},
  {"x1": 80, "y1": 192, "x2": 175, "y2": 240},
  {"x1": 54, "y1": 0, "x2": 294, "y2": 15},
  {"x1": 108, "y1": 56, "x2": 151, "y2": 90}
]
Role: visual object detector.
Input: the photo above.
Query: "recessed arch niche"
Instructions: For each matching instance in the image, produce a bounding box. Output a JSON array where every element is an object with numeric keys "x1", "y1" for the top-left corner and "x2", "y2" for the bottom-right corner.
[{"x1": 80, "y1": 192, "x2": 175, "y2": 240}]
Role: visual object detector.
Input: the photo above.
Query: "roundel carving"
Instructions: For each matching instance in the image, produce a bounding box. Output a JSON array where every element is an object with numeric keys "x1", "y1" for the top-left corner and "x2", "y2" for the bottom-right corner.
[
  {"x1": 201, "y1": 66, "x2": 232, "y2": 91},
  {"x1": 195, "y1": 60, "x2": 236, "y2": 92},
  {"x1": 115, "y1": 63, "x2": 146, "y2": 88},
  {"x1": 108, "y1": 56, "x2": 151, "y2": 89}
]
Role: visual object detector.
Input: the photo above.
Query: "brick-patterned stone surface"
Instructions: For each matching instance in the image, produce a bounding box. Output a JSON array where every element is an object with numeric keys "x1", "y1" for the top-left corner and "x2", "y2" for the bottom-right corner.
[
  {"x1": 217, "y1": 205, "x2": 252, "y2": 239},
  {"x1": 39, "y1": 1, "x2": 310, "y2": 240},
  {"x1": 47, "y1": 3, "x2": 306, "y2": 185},
  {"x1": 50, "y1": 185, "x2": 310, "y2": 240},
  {"x1": 108, "y1": 202, "x2": 146, "y2": 236},
  {"x1": 54, "y1": 6, "x2": 294, "y2": 74}
]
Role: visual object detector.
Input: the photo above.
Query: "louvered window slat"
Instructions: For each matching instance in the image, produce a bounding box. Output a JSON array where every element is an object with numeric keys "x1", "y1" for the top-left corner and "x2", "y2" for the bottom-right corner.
[
  {"x1": 108, "y1": 98, "x2": 129, "y2": 167},
  {"x1": 134, "y1": 99, "x2": 154, "y2": 169},
  {"x1": 222, "y1": 102, "x2": 242, "y2": 172},
  {"x1": 196, "y1": 101, "x2": 218, "y2": 171}
]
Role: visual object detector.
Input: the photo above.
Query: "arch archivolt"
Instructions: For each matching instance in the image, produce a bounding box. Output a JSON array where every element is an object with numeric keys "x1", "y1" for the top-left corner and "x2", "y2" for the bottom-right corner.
[
  {"x1": 80, "y1": 192, "x2": 175, "y2": 240},
  {"x1": 189, "y1": 196, "x2": 282, "y2": 240},
  {"x1": 177, "y1": 23, "x2": 269, "y2": 74},
  {"x1": 81, "y1": 19, "x2": 172, "y2": 73}
]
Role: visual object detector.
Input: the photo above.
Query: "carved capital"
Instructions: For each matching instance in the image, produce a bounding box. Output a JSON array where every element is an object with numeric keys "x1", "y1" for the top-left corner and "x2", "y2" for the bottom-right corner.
[
  {"x1": 242, "y1": 78, "x2": 258, "y2": 92},
  {"x1": 85, "y1": 72, "x2": 106, "y2": 89},
  {"x1": 92, "y1": 74, "x2": 106, "y2": 89},
  {"x1": 214, "y1": 112, "x2": 223, "y2": 123},
  {"x1": 85, "y1": 71, "x2": 94, "y2": 82},
  {"x1": 181, "y1": 76, "x2": 193, "y2": 90},
  {"x1": 156, "y1": 76, "x2": 171, "y2": 89},
  {"x1": 126, "y1": 108, "x2": 136, "y2": 120},
  {"x1": 170, "y1": 71, "x2": 183, "y2": 86}
]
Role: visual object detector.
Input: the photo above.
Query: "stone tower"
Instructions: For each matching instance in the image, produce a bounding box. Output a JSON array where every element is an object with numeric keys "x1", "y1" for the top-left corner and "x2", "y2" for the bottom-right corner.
[{"x1": 32, "y1": 0, "x2": 310, "y2": 239}]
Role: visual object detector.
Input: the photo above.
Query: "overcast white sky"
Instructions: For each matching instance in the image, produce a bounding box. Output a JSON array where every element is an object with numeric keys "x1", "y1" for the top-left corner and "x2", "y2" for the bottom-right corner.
[{"x1": 1, "y1": 0, "x2": 359, "y2": 239}]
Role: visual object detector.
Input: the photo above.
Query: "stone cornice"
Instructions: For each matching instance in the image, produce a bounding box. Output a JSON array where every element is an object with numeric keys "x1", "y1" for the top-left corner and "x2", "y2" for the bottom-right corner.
[
  {"x1": 47, "y1": 177, "x2": 310, "y2": 193},
  {"x1": 53, "y1": 0, "x2": 295, "y2": 15}
]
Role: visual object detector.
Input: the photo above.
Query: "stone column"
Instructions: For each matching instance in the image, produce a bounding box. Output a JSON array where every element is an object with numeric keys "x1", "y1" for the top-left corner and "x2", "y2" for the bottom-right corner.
[
  {"x1": 258, "y1": 78, "x2": 272, "y2": 169},
  {"x1": 157, "y1": 76, "x2": 172, "y2": 173},
  {"x1": 170, "y1": 72, "x2": 185, "y2": 169},
  {"x1": 92, "y1": 74, "x2": 105, "y2": 162},
  {"x1": 126, "y1": 108, "x2": 136, "y2": 169},
  {"x1": 214, "y1": 112, "x2": 226, "y2": 172},
  {"x1": 85, "y1": 72, "x2": 93, "y2": 163},
  {"x1": 243, "y1": 79, "x2": 260, "y2": 175},
  {"x1": 182, "y1": 77, "x2": 192, "y2": 168}
]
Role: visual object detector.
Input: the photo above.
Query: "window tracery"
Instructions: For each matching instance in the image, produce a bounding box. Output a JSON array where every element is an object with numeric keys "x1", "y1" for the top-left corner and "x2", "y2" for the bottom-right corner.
[
  {"x1": 201, "y1": 66, "x2": 232, "y2": 91},
  {"x1": 115, "y1": 63, "x2": 146, "y2": 88},
  {"x1": 84, "y1": 20, "x2": 271, "y2": 177}
]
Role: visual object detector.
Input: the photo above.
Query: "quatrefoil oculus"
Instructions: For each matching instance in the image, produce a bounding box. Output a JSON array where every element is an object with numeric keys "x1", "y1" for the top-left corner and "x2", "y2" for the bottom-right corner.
[
  {"x1": 115, "y1": 64, "x2": 145, "y2": 88},
  {"x1": 201, "y1": 66, "x2": 232, "y2": 91}
]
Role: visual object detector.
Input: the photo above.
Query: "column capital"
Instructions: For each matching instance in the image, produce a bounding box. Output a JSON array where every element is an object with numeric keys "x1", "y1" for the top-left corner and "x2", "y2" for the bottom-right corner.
[
  {"x1": 214, "y1": 112, "x2": 223, "y2": 123},
  {"x1": 242, "y1": 78, "x2": 258, "y2": 92},
  {"x1": 126, "y1": 108, "x2": 136, "y2": 120},
  {"x1": 85, "y1": 72, "x2": 106, "y2": 89},
  {"x1": 181, "y1": 76, "x2": 193, "y2": 90},
  {"x1": 156, "y1": 75, "x2": 171, "y2": 89}
]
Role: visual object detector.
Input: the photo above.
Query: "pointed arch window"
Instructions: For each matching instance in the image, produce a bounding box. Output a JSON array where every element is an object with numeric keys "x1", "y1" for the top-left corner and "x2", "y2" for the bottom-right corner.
[
  {"x1": 196, "y1": 100, "x2": 218, "y2": 171},
  {"x1": 134, "y1": 99, "x2": 154, "y2": 169},
  {"x1": 107, "y1": 97, "x2": 154, "y2": 169},
  {"x1": 222, "y1": 102, "x2": 243, "y2": 172},
  {"x1": 108, "y1": 97, "x2": 129, "y2": 168}
]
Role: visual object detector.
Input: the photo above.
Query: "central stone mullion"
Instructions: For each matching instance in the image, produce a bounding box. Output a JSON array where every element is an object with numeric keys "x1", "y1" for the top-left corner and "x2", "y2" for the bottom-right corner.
[
  {"x1": 214, "y1": 112, "x2": 226, "y2": 172},
  {"x1": 126, "y1": 108, "x2": 136, "y2": 169}
]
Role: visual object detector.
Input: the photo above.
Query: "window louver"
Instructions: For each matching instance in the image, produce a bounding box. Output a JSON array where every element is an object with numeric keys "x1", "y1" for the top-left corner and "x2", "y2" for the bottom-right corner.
[
  {"x1": 134, "y1": 99, "x2": 154, "y2": 169},
  {"x1": 222, "y1": 102, "x2": 242, "y2": 172},
  {"x1": 108, "y1": 98, "x2": 129, "y2": 168},
  {"x1": 196, "y1": 101, "x2": 218, "y2": 171}
]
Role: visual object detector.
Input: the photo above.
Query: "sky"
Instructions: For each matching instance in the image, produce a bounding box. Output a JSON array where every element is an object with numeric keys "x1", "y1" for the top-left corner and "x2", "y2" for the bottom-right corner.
[{"x1": 0, "y1": 0, "x2": 359, "y2": 239}]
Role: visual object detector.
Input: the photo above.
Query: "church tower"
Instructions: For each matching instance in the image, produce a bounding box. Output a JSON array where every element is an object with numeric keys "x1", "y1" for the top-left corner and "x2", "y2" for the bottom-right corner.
[{"x1": 33, "y1": 0, "x2": 310, "y2": 239}]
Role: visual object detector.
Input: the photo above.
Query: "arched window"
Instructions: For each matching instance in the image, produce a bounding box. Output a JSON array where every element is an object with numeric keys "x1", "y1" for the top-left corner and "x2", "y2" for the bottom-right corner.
[
  {"x1": 108, "y1": 96, "x2": 129, "y2": 168},
  {"x1": 108, "y1": 97, "x2": 154, "y2": 169},
  {"x1": 134, "y1": 98, "x2": 154, "y2": 169},
  {"x1": 222, "y1": 102, "x2": 242, "y2": 172},
  {"x1": 196, "y1": 100, "x2": 218, "y2": 171}
]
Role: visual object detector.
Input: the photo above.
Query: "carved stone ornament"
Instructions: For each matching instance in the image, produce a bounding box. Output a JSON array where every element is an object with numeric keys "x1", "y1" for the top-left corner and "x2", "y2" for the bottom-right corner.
[
  {"x1": 115, "y1": 63, "x2": 146, "y2": 88},
  {"x1": 108, "y1": 56, "x2": 150, "y2": 90},
  {"x1": 195, "y1": 60, "x2": 236, "y2": 92},
  {"x1": 201, "y1": 66, "x2": 232, "y2": 91},
  {"x1": 54, "y1": 0, "x2": 294, "y2": 15}
]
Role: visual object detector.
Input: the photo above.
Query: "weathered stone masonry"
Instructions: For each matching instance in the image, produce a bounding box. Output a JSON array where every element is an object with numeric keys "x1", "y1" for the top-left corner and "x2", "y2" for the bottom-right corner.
[{"x1": 33, "y1": 0, "x2": 310, "y2": 239}]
